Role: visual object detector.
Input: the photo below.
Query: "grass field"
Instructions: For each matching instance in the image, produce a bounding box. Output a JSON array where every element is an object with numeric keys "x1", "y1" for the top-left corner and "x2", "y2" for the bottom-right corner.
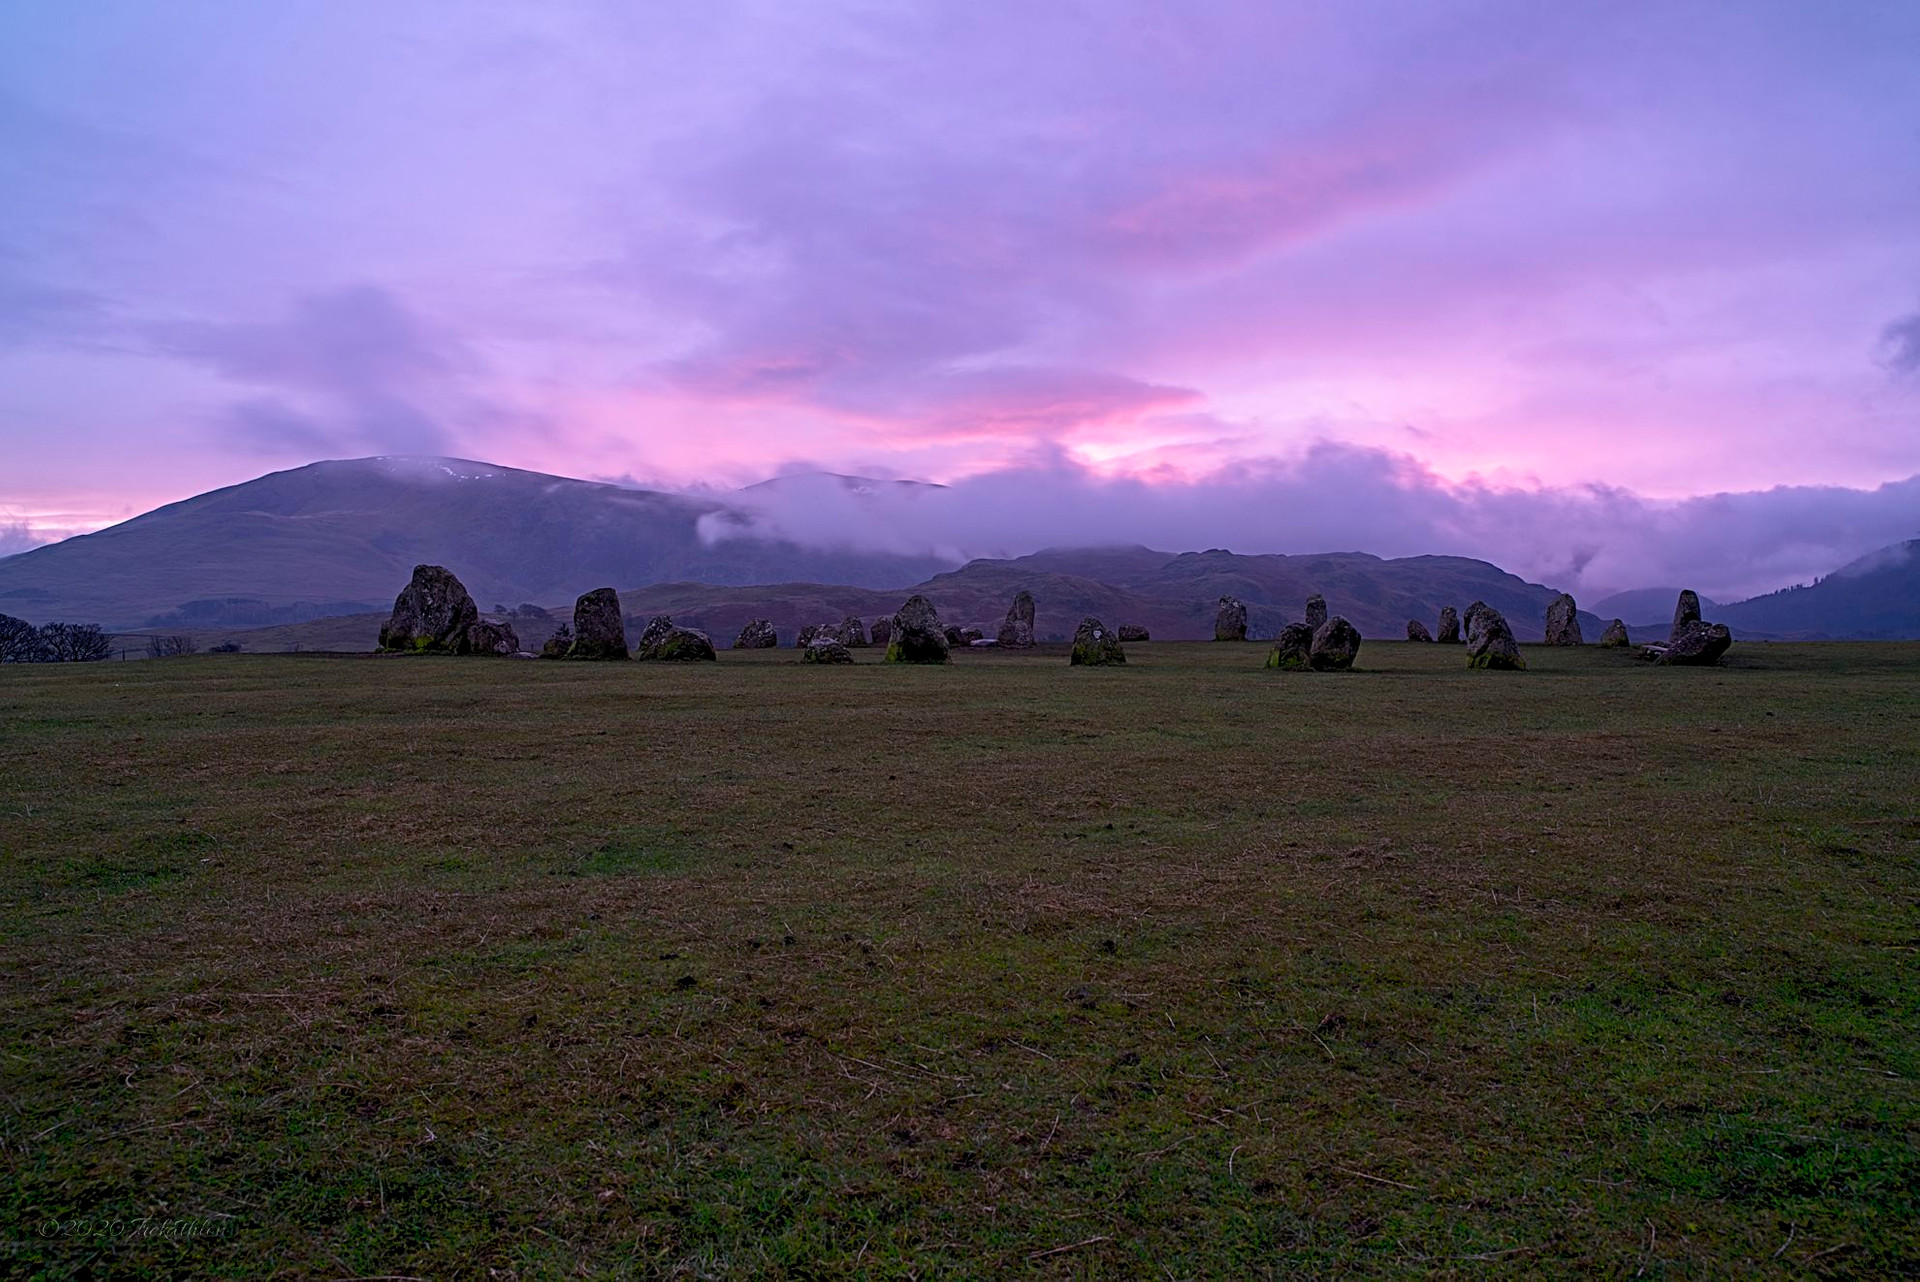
[{"x1": 2, "y1": 641, "x2": 1915, "y2": 1277}]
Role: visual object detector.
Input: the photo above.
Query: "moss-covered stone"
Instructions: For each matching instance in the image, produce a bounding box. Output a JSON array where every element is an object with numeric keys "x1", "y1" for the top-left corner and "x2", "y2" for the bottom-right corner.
[
  {"x1": 1265, "y1": 622, "x2": 1313, "y2": 670},
  {"x1": 1068, "y1": 617, "x2": 1125, "y2": 666}
]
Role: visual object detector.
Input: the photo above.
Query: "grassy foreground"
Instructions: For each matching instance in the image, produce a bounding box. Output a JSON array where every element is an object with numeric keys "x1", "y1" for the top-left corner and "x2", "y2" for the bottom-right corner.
[{"x1": 1, "y1": 641, "x2": 1915, "y2": 1277}]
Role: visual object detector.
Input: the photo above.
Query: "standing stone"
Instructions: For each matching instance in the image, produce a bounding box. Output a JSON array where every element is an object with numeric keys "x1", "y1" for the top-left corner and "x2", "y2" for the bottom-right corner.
[
  {"x1": 1598, "y1": 619, "x2": 1631, "y2": 648},
  {"x1": 996, "y1": 590, "x2": 1037, "y2": 648},
  {"x1": 568, "y1": 589, "x2": 631, "y2": 660},
  {"x1": 733, "y1": 619, "x2": 778, "y2": 649},
  {"x1": 1069, "y1": 617, "x2": 1125, "y2": 666},
  {"x1": 795, "y1": 623, "x2": 827, "y2": 649},
  {"x1": 463, "y1": 619, "x2": 520, "y2": 655},
  {"x1": 1118, "y1": 624, "x2": 1150, "y2": 642},
  {"x1": 1658, "y1": 620, "x2": 1732, "y2": 666},
  {"x1": 1265, "y1": 623, "x2": 1314, "y2": 670},
  {"x1": 1463, "y1": 601, "x2": 1495, "y2": 643},
  {"x1": 651, "y1": 627, "x2": 717, "y2": 661},
  {"x1": 540, "y1": 624, "x2": 573, "y2": 659},
  {"x1": 1308, "y1": 617, "x2": 1361, "y2": 670},
  {"x1": 942, "y1": 624, "x2": 966, "y2": 646},
  {"x1": 378, "y1": 564, "x2": 480, "y2": 652},
  {"x1": 803, "y1": 637, "x2": 854, "y2": 664},
  {"x1": 870, "y1": 616, "x2": 892, "y2": 646},
  {"x1": 835, "y1": 615, "x2": 870, "y2": 647},
  {"x1": 1670, "y1": 590, "x2": 1702, "y2": 644},
  {"x1": 1407, "y1": 620, "x2": 1434, "y2": 642},
  {"x1": 885, "y1": 595, "x2": 950, "y2": 664},
  {"x1": 1466, "y1": 605, "x2": 1526, "y2": 670},
  {"x1": 1304, "y1": 594, "x2": 1329, "y2": 633},
  {"x1": 1544, "y1": 593, "x2": 1583, "y2": 646},
  {"x1": 1214, "y1": 596, "x2": 1249, "y2": 641},
  {"x1": 635, "y1": 614, "x2": 675, "y2": 658},
  {"x1": 1436, "y1": 606, "x2": 1461, "y2": 644}
]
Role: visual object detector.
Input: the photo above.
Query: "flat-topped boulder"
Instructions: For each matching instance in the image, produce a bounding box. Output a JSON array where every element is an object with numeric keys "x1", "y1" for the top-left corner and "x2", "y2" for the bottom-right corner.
[
  {"x1": 378, "y1": 564, "x2": 480, "y2": 653},
  {"x1": 1466, "y1": 604, "x2": 1525, "y2": 670},
  {"x1": 1265, "y1": 622, "x2": 1314, "y2": 670},
  {"x1": 1304, "y1": 594, "x2": 1328, "y2": 633},
  {"x1": 1069, "y1": 617, "x2": 1125, "y2": 665},
  {"x1": 1545, "y1": 593, "x2": 1583, "y2": 645},
  {"x1": 802, "y1": 637, "x2": 854, "y2": 664},
  {"x1": 464, "y1": 619, "x2": 520, "y2": 655},
  {"x1": 1598, "y1": 619, "x2": 1631, "y2": 648},
  {"x1": 733, "y1": 619, "x2": 778, "y2": 649},
  {"x1": 1118, "y1": 624, "x2": 1149, "y2": 642},
  {"x1": 568, "y1": 588, "x2": 630, "y2": 660},
  {"x1": 1407, "y1": 619, "x2": 1434, "y2": 642},
  {"x1": 1215, "y1": 596, "x2": 1248, "y2": 641},
  {"x1": 885, "y1": 595, "x2": 950, "y2": 663},
  {"x1": 996, "y1": 590, "x2": 1036, "y2": 648},
  {"x1": 651, "y1": 626, "x2": 717, "y2": 661},
  {"x1": 1436, "y1": 606, "x2": 1461, "y2": 644},
  {"x1": 1653, "y1": 620, "x2": 1732, "y2": 666},
  {"x1": 1308, "y1": 617, "x2": 1361, "y2": 670}
]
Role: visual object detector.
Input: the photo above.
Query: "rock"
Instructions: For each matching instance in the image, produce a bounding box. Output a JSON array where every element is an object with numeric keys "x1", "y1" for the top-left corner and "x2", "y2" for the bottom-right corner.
[
  {"x1": 568, "y1": 588, "x2": 630, "y2": 660},
  {"x1": 651, "y1": 626, "x2": 717, "y2": 661},
  {"x1": 1069, "y1": 617, "x2": 1126, "y2": 665},
  {"x1": 996, "y1": 590, "x2": 1037, "y2": 648},
  {"x1": 1214, "y1": 595, "x2": 1249, "y2": 641},
  {"x1": 802, "y1": 638, "x2": 854, "y2": 664},
  {"x1": 835, "y1": 615, "x2": 870, "y2": 647},
  {"x1": 1463, "y1": 601, "x2": 1495, "y2": 643},
  {"x1": 635, "y1": 614, "x2": 675, "y2": 659},
  {"x1": 969, "y1": 638, "x2": 999, "y2": 647},
  {"x1": 1304, "y1": 594, "x2": 1328, "y2": 633},
  {"x1": 870, "y1": 616, "x2": 892, "y2": 646},
  {"x1": 960, "y1": 626, "x2": 985, "y2": 645},
  {"x1": 1670, "y1": 590, "x2": 1702, "y2": 643},
  {"x1": 463, "y1": 619, "x2": 520, "y2": 655},
  {"x1": 795, "y1": 623, "x2": 828, "y2": 649},
  {"x1": 1118, "y1": 624, "x2": 1149, "y2": 642},
  {"x1": 1436, "y1": 606, "x2": 1461, "y2": 644},
  {"x1": 942, "y1": 624, "x2": 965, "y2": 646},
  {"x1": 885, "y1": 595, "x2": 950, "y2": 664},
  {"x1": 1264, "y1": 622, "x2": 1314, "y2": 670},
  {"x1": 1466, "y1": 605, "x2": 1526, "y2": 670},
  {"x1": 733, "y1": 619, "x2": 778, "y2": 649},
  {"x1": 1544, "y1": 593, "x2": 1583, "y2": 645},
  {"x1": 378, "y1": 564, "x2": 480, "y2": 652},
  {"x1": 1308, "y1": 617, "x2": 1361, "y2": 670},
  {"x1": 1598, "y1": 619, "x2": 1631, "y2": 648},
  {"x1": 1658, "y1": 620, "x2": 1732, "y2": 665},
  {"x1": 540, "y1": 624, "x2": 573, "y2": 659},
  {"x1": 1407, "y1": 619, "x2": 1434, "y2": 642}
]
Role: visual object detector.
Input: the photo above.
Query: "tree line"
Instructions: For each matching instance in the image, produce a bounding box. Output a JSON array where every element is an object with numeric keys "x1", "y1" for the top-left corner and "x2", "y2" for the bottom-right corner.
[{"x1": 0, "y1": 614, "x2": 190, "y2": 663}]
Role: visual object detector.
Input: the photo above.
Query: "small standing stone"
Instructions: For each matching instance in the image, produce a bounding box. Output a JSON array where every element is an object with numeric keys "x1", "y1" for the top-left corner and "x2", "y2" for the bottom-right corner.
[
  {"x1": 1308, "y1": 617, "x2": 1361, "y2": 670},
  {"x1": 650, "y1": 627, "x2": 717, "y2": 661},
  {"x1": 1265, "y1": 623, "x2": 1314, "y2": 670},
  {"x1": 540, "y1": 624, "x2": 573, "y2": 659},
  {"x1": 1304, "y1": 594, "x2": 1328, "y2": 633},
  {"x1": 835, "y1": 615, "x2": 870, "y2": 647},
  {"x1": 870, "y1": 616, "x2": 892, "y2": 646},
  {"x1": 635, "y1": 614, "x2": 675, "y2": 659},
  {"x1": 1118, "y1": 624, "x2": 1150, "y2": 642},
  {"x1": 1215, "y1": 596, "x2": 1249, "y2": 641},
  {"x1": 1466, "y1": 605, "x2": 1526, "y2": 670},
  {"x1": 1436, "y1": 606, "x2": 1461, "y2": 644},
  {"x1": 733, "y1": 619, "x2": 778, "y2": 649},
  {"x1": 1069, "y1": 617, "x2": 1126, "y2": 666},
  {"x1": 1598, "y1": 619, "x2": 1631, "y2": 648},
  {"x1": 463, "y1": 619, "x2": 519, "y2": 655},
  {"x1": 1544, "y1": 593, "x2": 1583, "y2": 645},
  {"x1": 1407, "y1": 620, "x2": 1434, "y2": 642},
  {"x1": 996, "y1": 590, "x2": 1037, "y2": 648},
  {"x1": 803, "y1": 638, "x2": 854, "y2": 664}
]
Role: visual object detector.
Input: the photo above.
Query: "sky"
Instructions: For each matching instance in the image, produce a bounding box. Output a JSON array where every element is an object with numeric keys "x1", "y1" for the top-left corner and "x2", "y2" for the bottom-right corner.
[{"x1": 2, "y1": 0, "x2": 1918, "y2": 598}]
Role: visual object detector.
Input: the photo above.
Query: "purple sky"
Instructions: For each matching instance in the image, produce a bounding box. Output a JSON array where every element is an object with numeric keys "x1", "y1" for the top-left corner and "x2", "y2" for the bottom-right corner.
[{"x1": 2, "y1": 1, "x2": 1918, "y2": 597}]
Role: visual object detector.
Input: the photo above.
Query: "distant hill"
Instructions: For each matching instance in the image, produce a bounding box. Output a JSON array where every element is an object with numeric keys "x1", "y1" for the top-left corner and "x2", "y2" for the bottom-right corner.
[
  {"x1": 1715, "y1": 541, "x2": 1920, "y2": 639},
  {"x1": 1588, "y1": 587, "x2": 1723, "y2": 628},
  {"x1": 0, "y1": 457, "x2": 952, "y2": 628}
]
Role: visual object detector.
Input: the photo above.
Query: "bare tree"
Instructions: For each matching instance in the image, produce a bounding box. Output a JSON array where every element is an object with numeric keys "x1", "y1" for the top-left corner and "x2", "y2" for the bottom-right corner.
[
  {"x1": 1, "y1": 612, "x2": 48, "y2": 662},
  {"x1": 147, "y1": 635, "x2": 198, "y2": 658},
  {"x1": 38, "y1": 622, "x2": 113, "y2": 662}
]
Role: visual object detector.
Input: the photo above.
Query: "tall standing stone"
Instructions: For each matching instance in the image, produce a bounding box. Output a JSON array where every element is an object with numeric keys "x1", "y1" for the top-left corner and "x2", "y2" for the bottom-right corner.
[
  {"x1": 1214, "y1": 596, "x2": 1249, "y2": 641},
  {"x1": 378, "y1": 564, "x2": 480, "y2": 653},
  {"x1": 1466, "y1": 604, "x2": 1526, "y2": 670},
  {"x1": 1069, "y1": 617, "x2": 1126, "y2": 666},
  {"x1": 1670, "y1": 590, "x2": 1702, "y2": 644},
  {"x1": 884, "y1": 595, "x2": 950, "y2": 664},
  {"x1": 1304, "y1": 594, "x2": 1328, "y2": 633},
  {"x1": 996, "y1": 590, "x2": 1037, "y2": 648},
  {"x1": 1544, "y1": 593, "x2": 1583, "y2": 646},
  {"x1": 1436, "y1": 606, "x2": 1461, "y2": 644},
  {"x1": 567, "y1": 588, "x2": 630, "y2": 660}
]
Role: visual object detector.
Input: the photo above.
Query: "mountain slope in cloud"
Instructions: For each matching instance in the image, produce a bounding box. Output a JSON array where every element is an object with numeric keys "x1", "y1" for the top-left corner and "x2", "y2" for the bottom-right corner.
[{"x1": 1716, "y1": 541, "x2": 1920, "y2": 639}]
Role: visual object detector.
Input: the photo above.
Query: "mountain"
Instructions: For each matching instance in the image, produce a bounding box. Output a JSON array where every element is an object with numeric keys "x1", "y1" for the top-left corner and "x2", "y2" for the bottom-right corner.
[
  {"x1": 1715, "y1": 541, "x2": 1920, "y2": 639},
  {"x1": 1588, "y1": 587, "x2": 1723, "y2": 627},
  {"x1": 0, "y1": 457, "x2": 952, "y2": 628}
]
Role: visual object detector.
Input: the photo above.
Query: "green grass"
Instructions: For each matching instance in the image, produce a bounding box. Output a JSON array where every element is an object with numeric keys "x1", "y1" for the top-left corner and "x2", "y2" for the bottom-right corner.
[{"x1": 1, "y1": 640, "x2": 1916, "y2": 1277}]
